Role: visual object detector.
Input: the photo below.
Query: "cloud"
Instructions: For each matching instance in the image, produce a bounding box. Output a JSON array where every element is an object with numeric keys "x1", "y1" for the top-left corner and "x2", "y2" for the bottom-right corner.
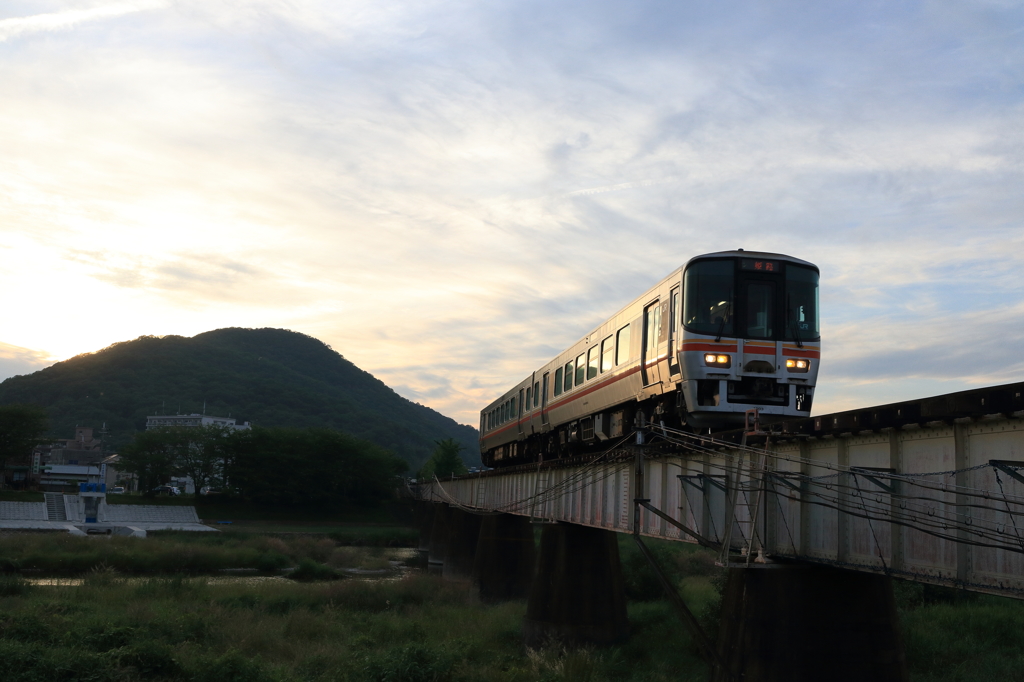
[
  {"x1": 0, "y1": 1, "x2": 165, "y2": 42},
  {"x1": 0, "y1": 0, "x2": 1023, "y2": 425},
  {"x1": 0, "y1": 342, "x2": 54, "y2": 382}
]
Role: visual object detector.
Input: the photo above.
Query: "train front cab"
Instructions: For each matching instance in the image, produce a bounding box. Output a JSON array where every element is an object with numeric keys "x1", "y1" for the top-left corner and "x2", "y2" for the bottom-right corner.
[{"x1": 677, "y1": 252, "x2": 820, "y2": 429}]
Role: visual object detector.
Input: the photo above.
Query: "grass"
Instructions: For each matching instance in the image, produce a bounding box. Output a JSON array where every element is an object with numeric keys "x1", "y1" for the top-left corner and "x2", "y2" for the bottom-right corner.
[
  {"x1": 112, "y1": 496, "x2": 405, "y2": 524},
  {"x1": 2, "y1": 525, "x2": 1024, "y2": 681},
  {"x1": 0, "y1": 531, "x2": 415, "y2": 576},
  {"x1": 893, "y1": 582, "x2": 1024, "y2": 682},
  {"x1": 0, "y1": 491, "x2": 44, "y2": 502},
  {"x1": 0, "y1": 571, "x2": 716, "y2": 682}
]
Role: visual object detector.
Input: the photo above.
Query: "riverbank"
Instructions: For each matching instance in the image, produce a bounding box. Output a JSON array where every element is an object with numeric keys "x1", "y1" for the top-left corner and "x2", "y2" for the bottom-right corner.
[{"x1": 2, "y1": 517, "x2": 1024, "y2": 680}]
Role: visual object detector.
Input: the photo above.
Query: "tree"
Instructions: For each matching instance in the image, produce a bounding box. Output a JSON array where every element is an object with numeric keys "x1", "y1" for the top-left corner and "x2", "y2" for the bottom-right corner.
[
  {"x1": 118, "y1": 428, "x2": 181, "y2": 495},
  {"x1": 0, "y1": 404, "x2": 49, "y2": 490},
  {"x1": 226, "y1": 426, "x2": 407, "y2": 511},
  {"x1": 175, "y1": 424, "x2": 233, "y2": 497},
  {"x1": 119, "y1": 425, "x2": 236, "y2": 496},
  {"x1": 418, "y1": 438, "x2": 468, "y2": 480}
]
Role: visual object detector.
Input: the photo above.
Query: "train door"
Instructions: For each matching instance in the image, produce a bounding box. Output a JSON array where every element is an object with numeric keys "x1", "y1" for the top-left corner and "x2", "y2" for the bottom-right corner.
[
  {"x1": 642, "y1": 300, "x2": 662, "y2": 386},
  {"x1": 668, "y1": 286, "x2": 681, "y2": 378},
  {"x1": 541, "y1": 372, "x2": 550, "y2": 426},
  {"x1": 517, "y1": 388, "x2": 525, "y2": 436}
]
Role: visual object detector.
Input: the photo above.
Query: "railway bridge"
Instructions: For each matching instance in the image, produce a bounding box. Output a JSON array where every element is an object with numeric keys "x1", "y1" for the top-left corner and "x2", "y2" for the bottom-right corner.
[{"x1": 409, "y1": 381, "x2": 1024, "y2": 682}]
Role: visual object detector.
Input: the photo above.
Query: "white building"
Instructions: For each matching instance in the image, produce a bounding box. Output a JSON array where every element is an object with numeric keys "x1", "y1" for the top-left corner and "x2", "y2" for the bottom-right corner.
[{"x1": 145, "y1": 414, "x2": 251, "y2": 430}]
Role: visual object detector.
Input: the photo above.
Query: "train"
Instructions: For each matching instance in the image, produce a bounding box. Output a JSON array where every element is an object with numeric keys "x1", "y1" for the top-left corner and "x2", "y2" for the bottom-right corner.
[{"x1": 479, "y1": 250, "x2": 820, "y2": 467}]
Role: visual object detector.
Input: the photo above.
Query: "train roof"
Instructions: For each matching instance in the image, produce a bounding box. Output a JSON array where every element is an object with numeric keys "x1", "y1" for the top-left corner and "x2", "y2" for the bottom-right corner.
[{"x1": 685, "y1": 249, "x2": 818, "y2": 271}]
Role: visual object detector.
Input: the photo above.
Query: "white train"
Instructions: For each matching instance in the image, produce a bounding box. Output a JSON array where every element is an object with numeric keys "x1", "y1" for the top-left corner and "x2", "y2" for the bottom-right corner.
[{"x1": 480, "y1": 250, "x2": 820, "y2": 467}]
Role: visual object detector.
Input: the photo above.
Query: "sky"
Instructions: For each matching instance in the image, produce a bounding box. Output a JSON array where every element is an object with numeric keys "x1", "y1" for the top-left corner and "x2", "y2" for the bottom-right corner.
[{"x1": 2, "y1": 0, "x2": 1023, "y2": 427}]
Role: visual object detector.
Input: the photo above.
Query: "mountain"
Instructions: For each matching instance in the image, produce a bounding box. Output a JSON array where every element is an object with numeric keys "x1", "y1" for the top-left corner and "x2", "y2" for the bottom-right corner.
[{"x1": 0, "y1": 328, "x2": 480, "y2": 470}]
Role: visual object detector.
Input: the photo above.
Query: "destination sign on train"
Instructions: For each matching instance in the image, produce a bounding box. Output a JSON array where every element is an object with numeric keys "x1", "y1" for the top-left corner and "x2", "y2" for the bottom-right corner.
[{"x1": 740, "y1": 258, "x2": 779, "y2": 272}]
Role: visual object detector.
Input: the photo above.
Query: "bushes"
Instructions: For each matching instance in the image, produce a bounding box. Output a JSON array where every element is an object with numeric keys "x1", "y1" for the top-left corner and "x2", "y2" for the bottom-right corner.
[
  {"x1": 287, "y1": 559, "x2": 339, "y2": 582},
  {"x1": 111, "y1": 640, "x2": 182, "y2": 678},
  {"x1": 618, "y1": 536, "x2": 719, "y2": 602},
  {"x1": 328, "y1": 527, "x2": 419, "y2": 547}
]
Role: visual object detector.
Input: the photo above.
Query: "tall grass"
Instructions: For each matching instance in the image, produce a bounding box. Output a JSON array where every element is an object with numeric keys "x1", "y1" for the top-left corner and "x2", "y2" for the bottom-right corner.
[
  {"x1": 894, "y1": 582, "x2": 1024, "y2": 682},
  {"x1": 0, "y1": 566, "x2": 715, "y2": 682}
]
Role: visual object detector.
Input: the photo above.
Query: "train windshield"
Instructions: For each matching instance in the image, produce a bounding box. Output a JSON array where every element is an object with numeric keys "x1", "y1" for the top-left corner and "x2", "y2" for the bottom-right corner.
[
  {"x1": 684, "y1": 257, "x2": 819, "y2": 342},
  {"x1": 785, "y1": 264, "x2": 819, "y2": 341},
  {"x1": 683, "y1": 259, "x2": 735, "y2": 336}
]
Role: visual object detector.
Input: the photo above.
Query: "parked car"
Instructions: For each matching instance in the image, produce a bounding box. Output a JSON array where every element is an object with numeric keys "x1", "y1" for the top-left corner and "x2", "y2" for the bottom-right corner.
[
  {"x1": 150, "y1": 485, "x2": 181, "y2": 496},
  {"x1": 109, "y1": 486, "x2": 125, "y2": 494}
]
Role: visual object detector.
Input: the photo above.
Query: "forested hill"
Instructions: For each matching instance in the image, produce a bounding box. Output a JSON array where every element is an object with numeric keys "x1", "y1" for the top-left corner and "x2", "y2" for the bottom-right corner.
[{"x1": 0, "y1": 328, "x2": 480, "y2": 470}]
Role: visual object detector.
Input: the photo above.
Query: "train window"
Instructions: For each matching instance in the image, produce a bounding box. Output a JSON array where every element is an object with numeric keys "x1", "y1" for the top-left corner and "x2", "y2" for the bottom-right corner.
[
  {"x1": 554, "y1": 367, "x2": 564, "y2": 396},
  {"x1": 511, "y1": 396, "x2": 517, "y2": 417},
  {"x1": 645, "y1": 303, "x2": 661, "y2": 355},
  {"x1": 564, "y1": 362, "x2": 573, "y2": 392},
  {"x1": 575, "y1": 353, "x2": 586, "y2": 386},
  {"x1": 534, "y1": 382, "x2": 540, "y2": 407},
  {"x1": 525, "y1": 387, "x2": 532, "y2": 410},
  {"x1": 785, "y1": 264, "x2": 820, "y2": 341},
  {"x1": 683, "y1": 259, "x2": 735, "y2": 336},
  {"x1": 616, "y1": 324, "x2": 631, "y2": 365},
  {"x1": 745, "y1": 282, "x2": 775, "y2": 339},
  {"x1": 587, "y1": 347, "x2": 599, "y2": 380},
  {"x1": 601, "y1": 335, "x2": 613, "y2": 372}
]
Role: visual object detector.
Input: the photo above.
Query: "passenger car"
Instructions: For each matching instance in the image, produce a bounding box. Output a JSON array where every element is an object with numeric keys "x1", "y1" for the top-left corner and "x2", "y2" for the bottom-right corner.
[{"x1": 480, "y1": 250, "x2": 820, "y2": 467}]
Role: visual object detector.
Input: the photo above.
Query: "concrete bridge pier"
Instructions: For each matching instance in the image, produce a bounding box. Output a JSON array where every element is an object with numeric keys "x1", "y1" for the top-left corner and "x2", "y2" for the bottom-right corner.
[
  {"x1": 523, "y1": 522, "x2": 629, "y2": 648},
  {"x1": 442, "y1": 508, "x2": 482, "y2": 581},
  {"x1": 713, "y1": 564, "x2": 908, "y2": 682},
  {"x1": 414, "y1": 501, "x2": 436, "y2": 562},
  {"x1": 473, "y1": 513, "x2": 536, "y2": 601},
  {"x1": 427, "y1": 503, "x2": 452, "y2": 571}
]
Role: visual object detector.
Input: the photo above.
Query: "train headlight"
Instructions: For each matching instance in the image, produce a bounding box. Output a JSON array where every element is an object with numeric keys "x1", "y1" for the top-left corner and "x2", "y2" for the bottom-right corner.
[
  {"x1": 704, "y1": 353, "x2": 731, "y2": 368},
  {"x1": 786, "y1": 358, "x2": 810, "y2": 372}
]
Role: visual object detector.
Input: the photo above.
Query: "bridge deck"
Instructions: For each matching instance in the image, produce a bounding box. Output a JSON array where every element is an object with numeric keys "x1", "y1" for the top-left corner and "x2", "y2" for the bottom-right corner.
[{"x1": 415, "y1": 381, "x2": 1024, "y2": 598}]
